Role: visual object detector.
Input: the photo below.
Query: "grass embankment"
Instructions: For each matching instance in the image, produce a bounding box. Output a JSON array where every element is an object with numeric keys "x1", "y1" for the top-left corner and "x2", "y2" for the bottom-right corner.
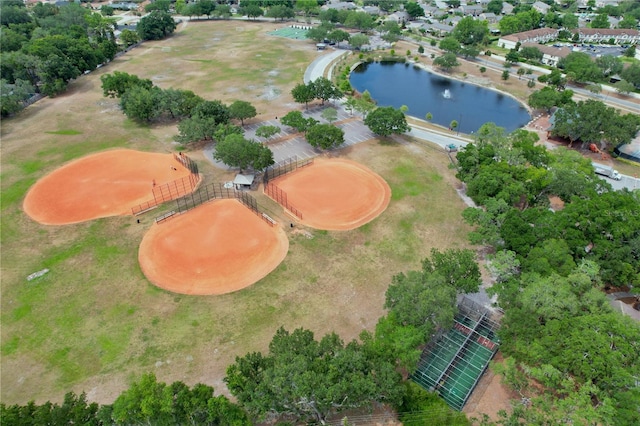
[{"x1": 1, "y1": 21, "x2": 473, "y2": 405}]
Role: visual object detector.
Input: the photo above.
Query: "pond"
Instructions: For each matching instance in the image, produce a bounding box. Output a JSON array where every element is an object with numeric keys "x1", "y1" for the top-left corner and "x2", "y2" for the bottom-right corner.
[{"x1": 349, "y1": 61, "x2": 531, "y2": 134}]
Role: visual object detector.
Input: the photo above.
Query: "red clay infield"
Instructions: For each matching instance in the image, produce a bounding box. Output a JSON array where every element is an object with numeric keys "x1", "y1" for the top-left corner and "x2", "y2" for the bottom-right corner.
[
  {"x1": 23, "y1": 149, "x2": 192, "y2": 225},
  {"x1": 138, "y1": 199, "x2": 289, "y2": 295},
  {"x1": 269, "y1": 158, "x2": 391, "y2": 231}
]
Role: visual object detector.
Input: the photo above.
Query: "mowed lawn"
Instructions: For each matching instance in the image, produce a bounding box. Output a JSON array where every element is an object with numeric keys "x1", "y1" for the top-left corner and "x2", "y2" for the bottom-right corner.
[{"x1": 0, "y1": 20, "x2": 473, "y2": 405}]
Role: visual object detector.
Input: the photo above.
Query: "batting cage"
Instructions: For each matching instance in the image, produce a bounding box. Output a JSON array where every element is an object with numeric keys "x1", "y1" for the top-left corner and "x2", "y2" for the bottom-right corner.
[{"x1": 411, "y1": 297, "x2": 501, "y2": 411}]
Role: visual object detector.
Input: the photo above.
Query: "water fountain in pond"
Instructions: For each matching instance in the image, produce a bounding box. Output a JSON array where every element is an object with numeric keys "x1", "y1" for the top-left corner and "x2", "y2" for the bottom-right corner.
[{"x1": 443, "y1": 89, "x2": 451, "y2": 99}]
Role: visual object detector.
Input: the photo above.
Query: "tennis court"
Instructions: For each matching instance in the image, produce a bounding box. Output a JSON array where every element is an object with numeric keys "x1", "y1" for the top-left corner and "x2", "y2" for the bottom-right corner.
[
  {"x1": 268, "y1": 25, "x2": 310, "y2": 40},
  {"x1": 411, "y1": 298, "x2": 501, "y2": 411}
]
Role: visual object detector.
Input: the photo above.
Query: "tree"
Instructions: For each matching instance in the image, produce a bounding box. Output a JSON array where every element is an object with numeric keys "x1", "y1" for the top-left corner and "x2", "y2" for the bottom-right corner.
[
  {"x1": 145, "y1": 0, "x2": 171, "y2": 13},
  {"x1": 238, "y1": 4, "x2": 263, "y2": 19},
  {"x1": 562, "y1": 12, "x2": 579, "y2": 29},
  {"x1": 101, "y1": 71, "x2": 153, "y2": 98},
  {"x1": 380, "y1": 20, "x2": 402, "y2": 43},
  {"x1": 528, "y1": 86, "x2": 574, "y2": 113},
  {"x1": 255, "y1": 125, "x2": 280, "y2": 140},
  {"x1": 306, "y1": 123, "x2": 344, "y2": 150},
  {"x1": 349, "y1": 33, "x2": 369, "y2": 50},
  {"x1": 517, "y1": 68, "x2": 526, "y2": 79},
  {"x1": 175, "y1": 115, "x2": 221, "y2": 144},
  {"x1": 450, "y1": 119, "x2": 458, "y2": 131},
  {"x1": 1, "y1": 78, "x2": 34, "y2": 116},
  {"x1": 595, "y1": 55, "x2": 622, "y2": 77},
  {"x1": 520, "y1": 46, "x2": 543, "y2": 62},
  {"x1": 620, "y1": 62, "x2": 640, "y2": 88},
  {"x1": 119, "y1": 29, "x2": 140, "y2": 47},
  {"x1": 364, "y1": 106, "x2": 410, "y2": 137},
  {"x1": 281, "y1": 110, "x2": 316, "y2": 132},
  {"x1": 422, "y1": 248, "x2": 482, "y2": 294},
  {"x1": 433, "y1": 52, "x2": 459, "y2": 72},
  {"x1": 452, "y1": 16, "x2": 489, "y2": 46},
  {"x1": 327, "y1": 29, "x2": 350, "y2": 46},
  {"x1": 502, "y1": 69, "x2": 510, "y2": 81},
  {"x1": 110, "y1": 373, "x2": 250, "y2": 425},
  {"x1": 405, "y1": 2, "x2": 425, "y2": 19},
  {"x1": 137, "y1": 11, "x2": 176, "y2": 41},
  {"x1": 225, "y1": 327, "x2": 403, "y2": 424},
  {"x1": 321, "y1": 107, "x2": 338, "y2": 123},
  {"x1": 505, "y1": 49, "x2": 520, "y2": 64},
  {"x1": 486, "y1": 0, "x2": 503, "y2": 15},
  {"x1": 291, "y1": 82, "x2": 315, "y2": 109},
  {"x1": 229, "y1": 100, "x2": 256, "y2": 126},
  {"x1": 214, "y1": 134, "x2": 274, "y2": 171},
  {"x1": 311, "y1": 77, "x2": 342, "y2": 105},
  {"x1": 426, "y1": 112, "x2": 432, "y2": 121},
  {"x1": 266, "y1": 4, "x2": 294, "y2": 21},
  {"x1": 158, "y1": 88, "x2": 202, "y2": 119},
  {"x1": 439, "y1": 37, "x2": 461, "y2": 54},
  {"x1": 192, "y1": 100, "x2": 230, "y2": 124},
  {"x1": 615, "y1": 79, "x2": 635, "y2": 95},
  {"x1": 589, "y1": 13, "x2": 610, "y2": 28},
  {"x1": 296, "y1": 0, "x2": 318, "y2": 18},
  {"x1": 120, "y1": 85, "x2": 162, "y2": 122},
  {"x1": 558, "y1": 52, "x2": 603, "y2": 83}
]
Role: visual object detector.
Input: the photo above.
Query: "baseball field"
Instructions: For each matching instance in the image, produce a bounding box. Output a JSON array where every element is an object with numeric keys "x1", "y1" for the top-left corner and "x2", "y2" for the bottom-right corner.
[{"x1": 0, "y1": 20, "x2": 473, "y2": 404}]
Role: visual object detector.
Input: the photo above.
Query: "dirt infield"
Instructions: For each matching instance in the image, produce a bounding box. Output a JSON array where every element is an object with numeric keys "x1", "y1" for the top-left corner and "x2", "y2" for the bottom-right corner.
[
  {"x1": 269, "y1": 158, "x2": 391, "y2": 231},
  {"x1": 23, "y1": 149, "x2": 191, "y2": 225},
  {"x1": 138, "y1": 199, "x2": 289, "y2": 295}
]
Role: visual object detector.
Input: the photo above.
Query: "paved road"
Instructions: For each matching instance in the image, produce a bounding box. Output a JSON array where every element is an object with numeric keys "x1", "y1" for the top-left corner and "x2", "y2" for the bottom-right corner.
[{"x1": 304, "y1": 50, "x2": 348, "y2": 84}]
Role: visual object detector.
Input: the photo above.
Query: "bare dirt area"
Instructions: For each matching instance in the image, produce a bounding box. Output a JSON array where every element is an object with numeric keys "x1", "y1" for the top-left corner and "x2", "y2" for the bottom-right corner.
[
  {"x1": 267, "y1": 158, "x2": 391, "y2": 231},
  {"x1": 138, "y1": 199, "x2": 289, "y2": 295},
  {"x1": 23, "y1": 150, "x2": 191, "y2": 225},
  {"x1": 463, "y1": 353, "x2": 517, "y2": 422}
]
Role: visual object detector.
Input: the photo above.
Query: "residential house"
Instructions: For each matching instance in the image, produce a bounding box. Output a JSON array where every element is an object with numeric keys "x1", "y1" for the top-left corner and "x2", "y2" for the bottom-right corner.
[
  {"x1": 502, "y1": 2, "x2": 514, "y2": 15},
  {"x1": 422, "y1": 22, "x2": 455, "y2": 37},
  {"x1": 532, "y1": 1, "x2": 551, "y2": 14},
  {"x1": 522, "y1": 42, "x2": 571, "y2": 66},
  {"x1": 321, "y1": 2, "x2": 357, "y2": 11},
  {"x1": 498, "y1": 28, "x2": 560, "y2": 49},
  {"x1": 459, "y1": 4, "x2": 483, "y2": 16},
  {"x1": 362, "y1": 5, "x2": 380, "y2": 15},
  {"x1": 387, "y1": 11, "x2": 410, "y2": 24},
  {"x1": 421, "y1": 5, "x2": 439, "y2": 17},
  {"x1": 479, "y1": 12, "x2": 499, "y2": 24}
]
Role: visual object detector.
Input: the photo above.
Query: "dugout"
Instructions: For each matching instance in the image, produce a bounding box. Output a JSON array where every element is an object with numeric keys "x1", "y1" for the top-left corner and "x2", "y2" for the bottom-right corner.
[
  {"x1": 411, "y1": 297, "x2": 501, "y2": 411},
  {"x1": 234, "y1": 174, "x2": 255, "y2": 190}
]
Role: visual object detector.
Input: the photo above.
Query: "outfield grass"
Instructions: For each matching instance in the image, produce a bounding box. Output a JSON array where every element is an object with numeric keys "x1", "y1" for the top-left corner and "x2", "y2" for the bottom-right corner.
[{"x1": 0, "y1": 21, "x2": 473, "y2": 405}]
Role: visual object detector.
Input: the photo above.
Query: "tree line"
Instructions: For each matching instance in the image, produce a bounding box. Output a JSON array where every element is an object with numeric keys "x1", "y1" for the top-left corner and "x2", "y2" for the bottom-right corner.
[
  {"x1": 2, "y1": 247, "x2": 481, "y2": 425},
  {"x1": 0, "y1": 0, "x2": 177, "y2": 116},
  {"x1": 456, "y1": 123, "x2": 640, "y2": 425}
]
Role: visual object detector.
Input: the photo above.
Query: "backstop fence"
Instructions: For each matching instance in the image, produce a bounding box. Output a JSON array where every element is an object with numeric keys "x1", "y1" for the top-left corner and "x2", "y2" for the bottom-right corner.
[
  {"x1": 264, "y1": 182, "x2": 303, "y2": 220},
  {"x1": 155, "y1": 182, "x2": 275, "y2": 226},
  {"x1": 262, "y1": 155, "x2": 314, "y2": 184},
  {"x1": 131, "y1": 153, "x2": 200, "y2": 216}
]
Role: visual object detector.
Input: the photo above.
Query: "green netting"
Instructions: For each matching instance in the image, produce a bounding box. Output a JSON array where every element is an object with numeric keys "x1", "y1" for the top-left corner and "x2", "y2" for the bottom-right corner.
[{"x1": 411, "y1": 299, "x2": 501, "y2": 411}]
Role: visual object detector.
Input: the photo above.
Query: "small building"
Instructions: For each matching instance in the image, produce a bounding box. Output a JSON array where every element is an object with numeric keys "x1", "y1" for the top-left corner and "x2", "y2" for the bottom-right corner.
[
  {"x1": 479, "y1": 12, "x2": 498, "y2": 24},
  {"x1": 502, "y1": 2, "x2": 514, "y2": 14},
  {"x1": 316, "y1": 43, "x2": 327, "y2": 50},
  {"x1": 522, "y1": 42, "x2": 571, "y2": 66},
  {"x1": 233, "y1": 174, "x2": 255, "y2": 190}
]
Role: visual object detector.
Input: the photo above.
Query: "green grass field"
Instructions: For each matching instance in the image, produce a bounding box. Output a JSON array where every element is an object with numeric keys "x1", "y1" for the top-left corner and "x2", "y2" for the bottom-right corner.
[{"x1": 0, "y1": 20, "x2": 473, "y2": 405}]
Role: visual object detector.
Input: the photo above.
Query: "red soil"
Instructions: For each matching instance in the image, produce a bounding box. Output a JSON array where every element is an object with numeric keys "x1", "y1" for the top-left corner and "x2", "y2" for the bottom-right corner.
[
  {"x1": 23, "y1": 149, "x2": 191, "y2": 225},
  {"x1": 268, "y1": 158, "x2": 391, "y2": 231},
  {"x1": 138, "y1": 199, "x2": 289, "y2": 295}
]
